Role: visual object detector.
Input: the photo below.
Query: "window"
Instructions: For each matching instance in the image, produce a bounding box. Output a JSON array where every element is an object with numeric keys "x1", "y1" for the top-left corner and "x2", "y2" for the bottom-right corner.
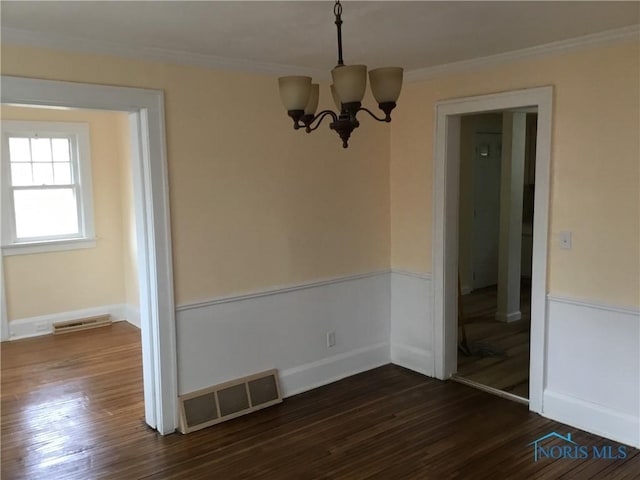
[{"x1": 1, "y1": 120, "x2": 95, "y2": 255}]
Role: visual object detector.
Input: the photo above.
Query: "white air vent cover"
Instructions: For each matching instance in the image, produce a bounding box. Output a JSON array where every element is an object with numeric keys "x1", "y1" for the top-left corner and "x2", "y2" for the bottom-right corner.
[{"x1": 178, "y1": 369, "x2": 282, "y2": 434}]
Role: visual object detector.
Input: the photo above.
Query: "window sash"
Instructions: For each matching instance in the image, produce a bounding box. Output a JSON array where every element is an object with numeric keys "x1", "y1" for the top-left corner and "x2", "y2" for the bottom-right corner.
[
  {"x1": 1, "y1": 120, "x2": 94, "y2": 250},
  {"x1": 9, "y1": 185, "x2": 83, "y2": 243},
  {"x1": 8, "y1": 134, "x2": 78, "y2": 188},
  {"x1": 6, "y1": 134, "x2": 83, "y2": 243}
]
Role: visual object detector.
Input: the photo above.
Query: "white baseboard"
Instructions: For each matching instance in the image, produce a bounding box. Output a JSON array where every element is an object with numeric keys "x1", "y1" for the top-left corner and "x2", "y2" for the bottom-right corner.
[
  {"x1": 280, "y1": 342, "x2": 390, "y2": 397},
  {"x1": 543, "y1": 390, "x2": 640, "y2": 448},
  {"x1": 460, "y1": 285, "x2": 473, "y2": 295},
  {"x1": 125, "y1": 304, "x2": 141, "y2": 328},
  {"x1": 390, "y1": 342, "x2": 434, "y2": 377},
  {"x1": 495, "y1": 310, "x2": 522, "y2": 322},
  {"x1": 7, "y1": 304, "x2": 127, "y2": 340}
]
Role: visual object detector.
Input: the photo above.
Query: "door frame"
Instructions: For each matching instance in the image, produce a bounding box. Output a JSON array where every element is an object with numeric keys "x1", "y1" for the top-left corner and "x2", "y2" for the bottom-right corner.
[
  {"x1": 432, "y1": 86, "x2": 552, "y2": 413},
  {"x1": 0, "y1": 76, "x2": 178, "y2": 434}
]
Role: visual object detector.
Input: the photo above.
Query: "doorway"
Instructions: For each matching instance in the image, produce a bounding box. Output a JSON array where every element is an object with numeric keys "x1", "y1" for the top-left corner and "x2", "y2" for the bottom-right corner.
[
  {"x1": 432, "y1": 86, "x2": 552, "y2": 414},
  {"x1": 0, "y1": 76, "x2": 178, "y2": 434},
  {"x1": 455, "y1": 111, "x2": 538, "y2": 402}
]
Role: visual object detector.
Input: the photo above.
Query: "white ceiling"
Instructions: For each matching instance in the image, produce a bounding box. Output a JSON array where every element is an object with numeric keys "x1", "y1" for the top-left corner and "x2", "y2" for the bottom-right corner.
[{"x1": 2, "y1": 1, "x2": 639, "y2": 75}]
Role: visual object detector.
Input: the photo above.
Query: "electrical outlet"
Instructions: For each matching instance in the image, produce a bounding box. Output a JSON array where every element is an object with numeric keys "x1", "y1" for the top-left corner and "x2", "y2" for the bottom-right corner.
[
  {"x1": 560, "y1": 231, "x2": 572, "y2": 249},
  {"x1": 326, "y1": 331, "x2": 336, "y2": 348}
]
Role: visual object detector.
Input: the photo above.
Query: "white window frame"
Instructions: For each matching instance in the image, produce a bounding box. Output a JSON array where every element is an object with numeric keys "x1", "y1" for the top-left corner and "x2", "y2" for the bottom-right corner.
[{"x1": 1, "y1": 120, "x2": 96, "y2": 255}]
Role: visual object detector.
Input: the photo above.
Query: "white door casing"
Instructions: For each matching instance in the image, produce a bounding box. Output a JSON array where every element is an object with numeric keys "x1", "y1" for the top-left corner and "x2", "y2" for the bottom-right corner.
[
  {"x1": 433, "y1": 86, "x2": 553, "y2": 414},
  {"x1": 0, "y1": 76, "x2": 178, "y2": 434}
]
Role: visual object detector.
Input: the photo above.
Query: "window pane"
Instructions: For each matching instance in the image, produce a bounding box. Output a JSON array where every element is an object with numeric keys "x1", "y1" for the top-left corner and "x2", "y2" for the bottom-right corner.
[
  {"x1": 13, "y1": 189, "x2": 79, "y2": 239},
  {"x1": 52, "y1": 138, "x2": 70, "y2": 163},
  {"x1": 9, "y1": 138, "x2": 31, "y2": 163},
  {"x1": 33, "y1": 163, "x2": 54, "y2": 185},
  {"x1": 11, "y1": 164, "x2": 33, "y2": 186},
  {"x1": 53, "y1": 163, "x2": 72, "y2": 185},
  {"x1": 31, "y1": 138, "x2": 52, "y2": 163}
]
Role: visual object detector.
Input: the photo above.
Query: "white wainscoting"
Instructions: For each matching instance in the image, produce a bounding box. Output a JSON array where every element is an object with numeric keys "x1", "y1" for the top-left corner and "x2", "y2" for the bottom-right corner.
[
  {"x1": 6, "y1": 304, "x2": 129, "y2": 340},
  {"x1": 389, "y1": 270, "x2": 434, "y2": 377},
  {"x1": 544, "y1": 296, "x2": 640, "y2": 448},
  {"x1": 175, "y1": 271, "x2": 391, "y2": 397}
]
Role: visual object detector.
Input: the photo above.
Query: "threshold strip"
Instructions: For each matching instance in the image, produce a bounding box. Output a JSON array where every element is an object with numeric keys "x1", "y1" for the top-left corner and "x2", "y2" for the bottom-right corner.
[{"x1": 451, "y1": 375, "x2": 529, "y2": 406}]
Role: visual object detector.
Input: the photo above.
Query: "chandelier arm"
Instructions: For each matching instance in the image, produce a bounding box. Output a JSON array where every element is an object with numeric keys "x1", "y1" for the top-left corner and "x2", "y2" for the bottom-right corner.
[
  {"x1": 305, "y1": 110, "x2": 339, "y2": 133},
  {"x1": 358, "y1": 107, "x2": 391, "y2": 123}
]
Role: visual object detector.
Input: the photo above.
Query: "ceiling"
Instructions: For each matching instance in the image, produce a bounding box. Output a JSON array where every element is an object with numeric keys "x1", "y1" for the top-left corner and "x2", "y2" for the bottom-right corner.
[{"x1": 2, "y1": 1, "x2": 639, "y2": 75}]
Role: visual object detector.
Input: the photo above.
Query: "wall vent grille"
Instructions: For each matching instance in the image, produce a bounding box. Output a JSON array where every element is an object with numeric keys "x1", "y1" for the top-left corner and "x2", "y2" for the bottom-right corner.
[
  {"x1": 52, "y1": 314, "x2": 112, "y2": 335},
  {"x1": 178, "y1": 369, "x2": 282, "y2": 434}
]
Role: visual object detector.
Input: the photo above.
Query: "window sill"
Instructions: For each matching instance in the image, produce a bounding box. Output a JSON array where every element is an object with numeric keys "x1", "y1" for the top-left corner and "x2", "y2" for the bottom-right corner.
[{"x1": 2, "y1": 237, "x2": 97, "y2": 256}]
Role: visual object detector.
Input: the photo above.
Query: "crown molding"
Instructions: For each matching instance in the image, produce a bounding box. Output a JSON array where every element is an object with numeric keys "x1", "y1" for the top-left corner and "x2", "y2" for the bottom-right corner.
[
  {"x1": 0, "y1": 26, "x2": 330, "y2": 80},
  {"x1": 2, "y1": 24, "x2": 637, "y2": 82},
  {"x1": 405, "y1": 25, "x2": 640, "y2": 83}
]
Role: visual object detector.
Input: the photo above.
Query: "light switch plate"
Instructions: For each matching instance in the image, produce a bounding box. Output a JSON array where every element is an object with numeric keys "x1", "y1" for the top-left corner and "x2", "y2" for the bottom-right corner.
[
  {"x1": 326, "y1": 331, "x2": 336, "y2": 347},
  {"x1": 560, "y1": 231, "x2": 572, "y2": 249}
]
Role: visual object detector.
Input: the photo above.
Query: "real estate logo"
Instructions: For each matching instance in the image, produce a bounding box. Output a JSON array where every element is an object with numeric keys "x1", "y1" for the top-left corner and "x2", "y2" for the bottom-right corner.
[{"x1": 527, "y1": 432, "x2": 627, "y2": 462}]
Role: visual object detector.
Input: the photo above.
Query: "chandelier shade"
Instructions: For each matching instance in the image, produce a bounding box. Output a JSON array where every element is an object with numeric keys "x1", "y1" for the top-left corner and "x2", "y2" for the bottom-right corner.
[
  {"x1": 278, "y1": 76, "x2": 312, "y2": 111},
  {"x1": 304, "y1": 84, "x2": 320, "y2": 116},
  {"x1": 369, "y1": 67, "x2": 404, "y2": 104},
  {"x1": 278, "y1": 0, "x2": 403, "y2": 148},
  {"x1": 330, "y1": 84, "x2": 341, "y2": 111},
  {"x1": 331, "y1": 65, "x2": 368, "y2": 104}
]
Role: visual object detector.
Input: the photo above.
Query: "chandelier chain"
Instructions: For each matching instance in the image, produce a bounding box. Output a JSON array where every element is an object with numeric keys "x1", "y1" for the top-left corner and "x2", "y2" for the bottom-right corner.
[
  {"x1": 334, "y1": 0, "x2": 342, "y2": 17},
  {"x1": 334, "y1": 0, "x2": 344, "y2": 66}
]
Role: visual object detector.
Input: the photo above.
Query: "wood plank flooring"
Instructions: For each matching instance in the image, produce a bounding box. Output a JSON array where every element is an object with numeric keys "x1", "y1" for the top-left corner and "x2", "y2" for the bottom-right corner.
[
  {"x1": 457, "y1": 284, "x2": 531, "y2": 398},
  {"x1": 2, "y1": 323, "x2": 638, "y2": 479}
]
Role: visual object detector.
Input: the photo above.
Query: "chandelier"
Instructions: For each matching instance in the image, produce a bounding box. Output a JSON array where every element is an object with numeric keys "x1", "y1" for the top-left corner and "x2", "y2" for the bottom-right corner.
[{"x1": 277, "y1": 0, "x2": 403, "y2": 148}]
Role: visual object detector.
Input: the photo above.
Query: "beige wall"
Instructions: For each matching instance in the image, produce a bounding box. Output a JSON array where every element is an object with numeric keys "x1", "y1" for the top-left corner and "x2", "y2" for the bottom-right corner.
[
  {"x1": 4, "y1": 40, "x2": 636, "y2": 310},
  {"x1": 391, "y1": 41, "x2": 640, "y2": 307},
  {"x1": 2, "y1": 106, "x2": 136, "y2": 320},
  {"x1": 1, "y1": 44, "x2": 391, "y2": 306}
]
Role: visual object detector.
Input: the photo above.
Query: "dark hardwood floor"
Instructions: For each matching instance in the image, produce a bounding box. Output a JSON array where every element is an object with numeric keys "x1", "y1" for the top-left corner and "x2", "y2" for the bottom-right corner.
[
  {"x1": 2, "y1": 323, "x2": 638, "y2": 479},
  {"x1": 457, "y1": 283, "x2": 531, "y2": 398}
]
